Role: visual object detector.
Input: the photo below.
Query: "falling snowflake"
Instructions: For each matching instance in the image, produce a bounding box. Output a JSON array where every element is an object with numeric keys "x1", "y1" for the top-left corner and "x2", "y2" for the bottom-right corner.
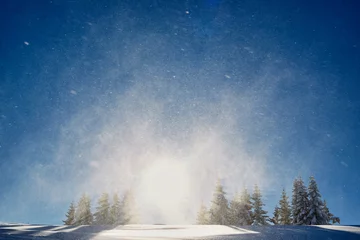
[
  {"x1": 24, "y1": 41, "x2": 29, "y2": 45},
  {"x1": 89, "y1": 161, "x2": 100, "y2": 168},
  {"x1": 340, "y1": 161, "x2": 348, "y2": 167},
  {"x1": 70, "y1": 90, "x2": 77, "y2": 95}
]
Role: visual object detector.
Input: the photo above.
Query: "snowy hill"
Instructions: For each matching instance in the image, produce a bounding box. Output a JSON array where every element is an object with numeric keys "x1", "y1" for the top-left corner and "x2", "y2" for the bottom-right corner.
[{"x1": 0, "y1": 224, "x2": 359, "y2": 239}]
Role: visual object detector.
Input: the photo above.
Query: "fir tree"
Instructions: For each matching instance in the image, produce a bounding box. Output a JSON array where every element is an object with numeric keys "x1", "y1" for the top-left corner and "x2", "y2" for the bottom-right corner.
[
  {"x1": 323, "y1": 200, "x2": 332, "y2": 224},
  {"x1": 240, "y1": 188, "x2": 252, "y2": 225},
  {"x1": 291, "y1": 178, "x2": 300, "y2": 224},
  {"x1": 196, "y1": 202, "x2": 209, "y2": 224},
  {"x1": 228, "y1": 193, "x2": 240, "y2": 225},
  {"x1": 121, "y1": 190, "x2": 138, "y2": 224},
  {"x1": 251, "y1": 185, "x2": 269, "y2": 225},
  {"x1": 292, "y1": 177, "x2": 310, "y2": 225},
  {"x1": 110, "y1": 193, "x2": 122, "y2": 225},
  {"x1": 63, "y1": 202, "x2": 76, "y2": 225},
  {"x1": 94, "y1": 193, "x2": 110, "y2": 225},
  {"x1": 74, "y1": 193, "x2": 93, "y2": 225},
  {"x1": 307, "y1": 176, "x2": 327, "y2": 225},
  {"x1": 208, "y1": 180, "x2": 229, "y2": 225},
  {"x1": 270, "y1": 205, "x2": 280, "y2": 225},
  {"x1": 279, "y1": 189, "x2": 292, "y2": 225},
  {"x1": 228, "y1": 192, "x2": 250, "y2": 226}
]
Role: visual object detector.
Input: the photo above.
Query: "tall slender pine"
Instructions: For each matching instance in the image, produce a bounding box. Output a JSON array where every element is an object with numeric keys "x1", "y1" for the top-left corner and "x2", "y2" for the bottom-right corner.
[
  {"x1": 110, "y1": 193, "x2": 122, "y2": 225},
  {"x1": 196, "y1": 202, "x2": 209, "y2": 224},
  {"x1": 291, "y1": 178, "x2": 300, "y2": 224},
  {"x1": 228, "y1": 192, "x2": 250, "y2": 225},
  {"x1": 63, "y1": 202, "x2": 76, "y2": 225},
  {"x1": 208, "y1": 180, "x2": 229, "y2": 225},
  {"x1": 94, "y1": 193, "x2": 110, "y2": 225},
  {"x1": 251, "y1": 185, "x2": 269, "y2": 225},
  {"x1": 74, "y1": 193, "x2": 93, "y2": 225},
  {"x1": 307, "y1": 176, "x2": 327, "y2": 225},
  {"x1": 292, "y1": 177, "x2": 310, "y2": 225},
  {"x1": 240, "y1": 188, "x2": 252, "y2": 225},
  {"x1": 278, "y1": 189, "x2": 292, "y2": 225}
]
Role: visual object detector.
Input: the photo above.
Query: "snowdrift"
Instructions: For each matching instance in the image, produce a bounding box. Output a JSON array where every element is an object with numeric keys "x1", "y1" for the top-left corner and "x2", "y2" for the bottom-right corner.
[{"x1": 0, "y1": 224, "x2": 359, "y2": 239}]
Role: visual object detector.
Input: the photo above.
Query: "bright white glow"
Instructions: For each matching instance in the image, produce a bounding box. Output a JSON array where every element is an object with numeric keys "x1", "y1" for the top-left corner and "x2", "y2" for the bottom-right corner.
[
  {"x1": 136, "y1": 160, "x2": 191, "y2": 224},
  {"x1": 95, "y1": 225, "x2": 259, "y2": 239}
]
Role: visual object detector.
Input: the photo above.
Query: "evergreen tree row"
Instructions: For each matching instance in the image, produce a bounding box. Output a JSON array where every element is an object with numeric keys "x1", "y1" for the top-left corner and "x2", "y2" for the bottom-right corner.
[
  {"x1": 197, "y1": 176, "x2": 340, "y2": 226},
  {"x1": 63, "y1": 190, "x2": 138, "y2": 225}
]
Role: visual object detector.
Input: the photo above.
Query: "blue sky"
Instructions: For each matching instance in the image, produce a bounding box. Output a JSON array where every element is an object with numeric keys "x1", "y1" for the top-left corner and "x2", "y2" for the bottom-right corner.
[{"x1": 0, "y1": 0, "x2": 359, "y2": 225}]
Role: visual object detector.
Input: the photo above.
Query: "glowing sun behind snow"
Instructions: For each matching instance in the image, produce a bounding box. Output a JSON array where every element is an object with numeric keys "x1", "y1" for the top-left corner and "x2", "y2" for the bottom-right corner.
[{"x1": 136, "y1": 159, "x2": 192, "y2": 223}]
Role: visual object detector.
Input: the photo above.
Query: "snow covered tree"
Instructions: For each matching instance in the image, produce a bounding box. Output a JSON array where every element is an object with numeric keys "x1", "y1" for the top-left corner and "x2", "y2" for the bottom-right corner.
[
  {"x1": 110, "y1": 193, "x2": 122, "y2": 225},
  {"x1": 292, "y1": 177, "x2": 310, "y2": 225},
  {"x1": 278, "y1": 189, "x2": 292, "y2": 225},
  {"x1": 251, "y1": 185, "x2": 269, "y2": 225},
  {"x1": 270, "y1": 205, "x2": 280, "y2": 225},
  {"x1": 307, "y1": 176, "x2": 327, "y2": 225},
  {"x1": 322, "y1": 200, "x2": 332, "y2": 224},
  {"x1": 74, "y1": 193, "x2": 93, "y2": 225},
  {"x1": 93, "y1": 193, "x2": 110, "y2": 225},
  {"x1": 240, "y1": 188, "x2": 252, "y2": 225},
  {"x1": 63, "y1": 202, "x2": 76, "y2": 225},
  {"x1": 323, "y1": 200, "x2": 340, "y2": 224},
  {"x1": 228, "y1": 192, "x2": 250, "y2": 226},
  {"x1": 196, "y1": 202, "x2": 209, "y2": 224},
  {"x1": 121, "y1": 190, "x2": 138, "y2": 224},
  {"x1": 228, "y1": 193, "x2": 240, "y2": 225},
  {"x1": 291, "y1": 178, "x2": 300, "y2": 223},
  {"x1": 208, "y1": 180, "x2": 229, "y2": 225}
]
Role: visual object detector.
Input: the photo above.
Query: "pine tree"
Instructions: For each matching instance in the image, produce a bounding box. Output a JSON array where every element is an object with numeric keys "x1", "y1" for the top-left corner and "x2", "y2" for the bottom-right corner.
[
  {"x1": 323, "y1": 200, "x2": 340, "y2": 224},
  {"x1": 94, "y1": 193, "x2": 110, "y2": 225},
  {"x1": 208, "y1": 180, "x2": 229, "y2": 225},
  {"x1": 74, "y1": 193, "x2": 93, "y2": 225},
  {"x1": 196, "y1": 202, "x2": 209, "y2": 224},
  {"x1": 307, "y1": 176, "x2": 327, "y2": 225},
  {"x1": 291, "y1": 178, "x2": 300, "y2": 224},
  {"x1": 63, "y1": 202, "x2": 76, "y2": 225},
  {"x1": 251, "y1": 185, "x2": 269, "y2": 225},
  {"x1": 323, "y1": 200, "x2": 332, "y2": 224},
  {"x1": 228, "y1": 193, "x2": 240, "y2": 225},
  {"x1": 240, "y1": 188, "x2": 252, "y2": 225},
  {"x1": 110, "y1": 193, "x2": 122, "y2": 225},
  {"x1": 278, "y1": 189, "x2": 292, "y2": 225},
  {"x1": 228, "y1": 192, "x2": 250, "y2": 226},
  {"x1": 121, "y1": 190, "x2": 138, "y2": 224},
  {"x1": 270, "y1": 205, "x2": 280, "y2": 225},
  {"x1": 292, "y1": 177, "x2": 310, "y2": 225}
]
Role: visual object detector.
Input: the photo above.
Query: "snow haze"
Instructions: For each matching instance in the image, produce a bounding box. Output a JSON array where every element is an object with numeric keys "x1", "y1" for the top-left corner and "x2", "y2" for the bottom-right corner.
[{"x1": 1, "y1": 1, "x2": 359, "y2": 225}]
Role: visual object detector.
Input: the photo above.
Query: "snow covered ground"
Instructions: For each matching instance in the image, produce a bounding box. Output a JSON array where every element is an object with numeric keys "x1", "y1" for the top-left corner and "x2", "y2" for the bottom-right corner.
[{"x1": 0, "y1": 224, "x2": 359, "y2": 239}]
